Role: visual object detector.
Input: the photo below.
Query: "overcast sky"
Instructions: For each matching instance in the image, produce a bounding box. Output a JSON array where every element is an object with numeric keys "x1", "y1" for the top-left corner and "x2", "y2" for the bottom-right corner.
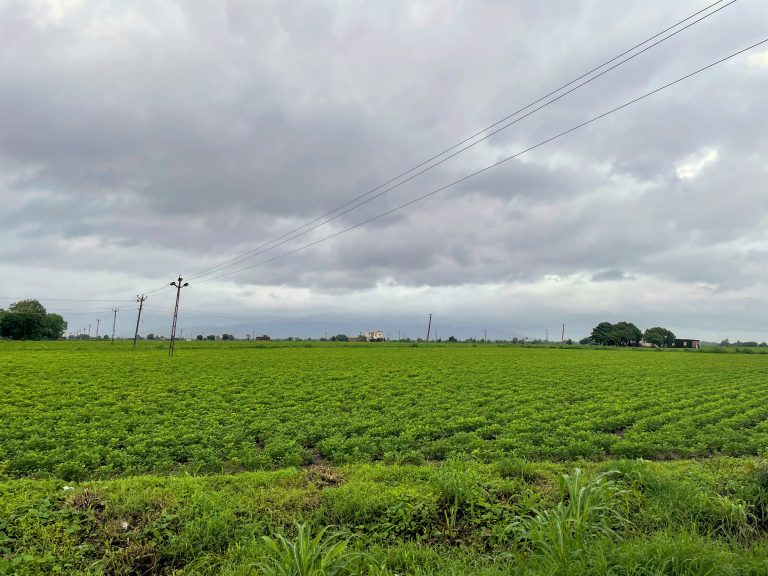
[{"x1": 1, "y1": 0, "x2": 767, "y2": 341}]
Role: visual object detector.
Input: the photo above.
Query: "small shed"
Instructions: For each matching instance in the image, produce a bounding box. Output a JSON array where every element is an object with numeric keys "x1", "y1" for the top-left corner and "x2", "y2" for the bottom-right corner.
[{"x1": 674, "y1": 338, "x2": 700, "y2": 349}]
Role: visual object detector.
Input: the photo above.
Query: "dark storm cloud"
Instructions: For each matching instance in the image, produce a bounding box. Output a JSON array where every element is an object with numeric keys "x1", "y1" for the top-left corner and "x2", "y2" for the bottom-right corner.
[{"x1": 2, "y1": 0, "x2": 768, "y2": 339}]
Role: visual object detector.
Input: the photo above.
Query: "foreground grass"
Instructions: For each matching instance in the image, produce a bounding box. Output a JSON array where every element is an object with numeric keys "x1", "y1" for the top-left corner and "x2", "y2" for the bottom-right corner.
[{"x1": 4, "y1": 458, "x2": 768, "y2": 574}]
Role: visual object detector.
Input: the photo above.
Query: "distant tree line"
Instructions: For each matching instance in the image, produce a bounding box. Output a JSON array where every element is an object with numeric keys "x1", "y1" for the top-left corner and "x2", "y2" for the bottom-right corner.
[
  {"x1": 580, "y1": 322, "x2": 675, "y2": 347},
  {"x1": 0, "y1": 300, "x2": 67, "y2": 340},
  {"x1": 719, "y1": 339, "x2": 768, "y2": 348}
]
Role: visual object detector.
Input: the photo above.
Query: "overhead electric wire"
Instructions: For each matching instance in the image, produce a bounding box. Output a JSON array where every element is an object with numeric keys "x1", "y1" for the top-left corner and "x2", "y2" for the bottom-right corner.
[
  {"x1": 185, "y1": 0, "x2": 736, "y2": 282},
  {"x1": 0, "y1": 296, "x2": 136, "y2": 303},
  {"x1": 196, "y1": 37, "x2": 768, "y2": 284}
]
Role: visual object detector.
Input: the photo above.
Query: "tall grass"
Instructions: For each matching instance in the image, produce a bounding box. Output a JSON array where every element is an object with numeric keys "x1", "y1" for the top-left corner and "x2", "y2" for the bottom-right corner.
[
  {"x1": 515, "y1": 469, "x2": 629, "y2": 567},
  {"x1": 252, "y1": 523, "x2": 369, "y2": 576}
]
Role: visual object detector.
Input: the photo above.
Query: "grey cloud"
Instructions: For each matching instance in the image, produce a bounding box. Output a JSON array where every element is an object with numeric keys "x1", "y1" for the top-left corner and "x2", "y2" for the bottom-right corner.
[
  {"x1": 591, "y1": 269, "x2": 635, "y2": 282},
  {"x1": 2, "y1": 0, "x2": 768, "y2": 339}
]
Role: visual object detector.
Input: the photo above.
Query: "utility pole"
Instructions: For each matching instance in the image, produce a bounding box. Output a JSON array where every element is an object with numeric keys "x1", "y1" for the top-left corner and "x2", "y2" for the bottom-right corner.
[
  {"x1": 426, "y1": 313, "x2": 432, "y2": 342},
  {"x1": 545, "y1": 329, "x2": 549, "y2": 342},
  {"x1": 484, "y1": 329, "x2": 487, "y2": 343},
  {"x1": 88, "y1": 323, "x2": 91, "y2": 338},
  {"x1": 169, "y1": 276, "x2": 188, "y2": 356},
  {"x1": 111, "y1": 308, "x2": 119, "y2": 344},
  {"x1": 561, "y1": 323, "x2": 565, "y2": 343},
  {"x1": 133, "y1": 294, "x2": 146, "y2": 348},
  {"x1": 95, "y1": 318, "x2": 101, "y2": 338}
]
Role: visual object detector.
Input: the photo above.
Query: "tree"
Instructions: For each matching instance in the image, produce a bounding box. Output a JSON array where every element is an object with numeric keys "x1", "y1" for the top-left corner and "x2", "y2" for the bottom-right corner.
[
  {"x1": 332, "y1": 334, "x2": 349, "y2": 342},
  {"x1": 40, "y1": 313, "x2": 66, "y2": 340},
  {"x1": 589, "y1": 321, "x2": 642, "y2": 347},
  {"x1": 448, "y1": 336, "x2": 458, "y2": 342},
  {"x1": 613, "y1": 322, "x2": 642, "y2": 346},
  {"x1": 590, "y1": 322, "x2": 616, "y2": 346},
  {"x1": 0, "y1": 299, "x2": 67, "y2": 340},
  {"x1": 9, "y1": 300, "x2": 47, "y2": 315},
  {"x1": 196, "y1": 334, "x2": 203, "y2": 340},
  {"x1": 146, "y1": 333, "x2": 155, "y2": 340},
  {"x1": 643, "y1": 327, "x2": 675, "y2": 347}
]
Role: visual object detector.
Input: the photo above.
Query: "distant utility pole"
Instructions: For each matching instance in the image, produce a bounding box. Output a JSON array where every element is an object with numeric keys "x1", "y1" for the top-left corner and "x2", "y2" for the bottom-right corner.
[
  {"x1": 111, "y1": 308, "x2": 119, "y2": 344},
  {"x1": 133, "y1": 294, "x2": 146, "y2": 348},
  {"x1": 398, "y1": 329, "x2": 401, "y2": 340},
  {"x1": 95, "y1": 318, "x2": 101, "y2": 338},
  {"x1": 88, "y1": 323, "x2": 91, "y2": 337},
  {"x1": 426, "y1": 314, "x2": 432, "y2": 342},
  {"x1": 546, "y1": 329, "x2": 549, "y2": 342},
  {"x1": 169, "y1": 276, "x2": 189, "y2": 356},
  {"x1": 484, "y1": 329, "x2": 487, "y2": 343},
  {"x1": 561, "y1": 323, "x2": 565, "y2": 343}
]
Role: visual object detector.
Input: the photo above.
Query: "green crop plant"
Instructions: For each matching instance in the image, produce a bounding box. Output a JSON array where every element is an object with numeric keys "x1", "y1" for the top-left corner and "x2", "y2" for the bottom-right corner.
[
  {"x1": 3, "y1": 342, "x2": 768, "y2": 574},
  {"x1": 252, "y1": 523, "x2": 369, "y2": 576}
]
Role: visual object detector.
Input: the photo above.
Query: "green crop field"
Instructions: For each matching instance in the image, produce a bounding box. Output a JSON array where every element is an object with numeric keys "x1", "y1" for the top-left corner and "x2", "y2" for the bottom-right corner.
[{"x1": 3, "y1": 341, "x2": 768, "y2": 575}]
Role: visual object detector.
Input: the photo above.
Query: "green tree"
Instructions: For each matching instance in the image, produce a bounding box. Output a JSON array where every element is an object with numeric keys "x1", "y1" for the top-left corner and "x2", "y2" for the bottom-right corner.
[
  {"x1": 590, "y1": 322, "x2": 616, "y2": 346},
  {"x1": 0, "y1": 299, "x2": 67, "y2": 340},
  {"x1": 589, "y1": 321, "x2": 642, "y2": 347},
  {"x1": 643, "y1": 326, "x2": 675, "y2": 347},
  {"x1": 41, "y1": 313, "x2": 67, "y2": 340},
  {"x1": 9, "y1": 300, "x2": 46, "y2": 315},
  {"x1": 613, "y1": 321, "x2": 642, "y2": 346}
]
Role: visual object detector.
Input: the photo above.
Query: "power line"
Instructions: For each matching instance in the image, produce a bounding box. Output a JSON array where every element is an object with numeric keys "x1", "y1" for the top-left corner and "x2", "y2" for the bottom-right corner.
[
  {"x1": 0, "y1": 296, "x2": 135, "y2": 303},
  {"x1": 185, "y1": 0, "x2": 736, "y2": 282},
  {"x1": 196, "y1": 37, "x2": 767, "y2": 284}
]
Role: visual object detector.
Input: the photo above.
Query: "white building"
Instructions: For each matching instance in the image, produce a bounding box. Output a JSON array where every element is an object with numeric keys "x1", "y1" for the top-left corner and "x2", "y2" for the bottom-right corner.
[{"x1": 364, "y1": 330, "x2": 385, "y2": 341}]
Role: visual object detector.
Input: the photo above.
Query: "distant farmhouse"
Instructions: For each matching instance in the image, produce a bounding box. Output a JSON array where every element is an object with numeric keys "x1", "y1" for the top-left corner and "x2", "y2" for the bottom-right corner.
[
  {"x1": 254, "y1": 335, "x2": 271, "y2": 341},
  {"x1": 674, "y1": 338, "x2": 700, "y2": 349},
  {"x1": 364, "y1": 330, "x2": 385, "y2": 342}
]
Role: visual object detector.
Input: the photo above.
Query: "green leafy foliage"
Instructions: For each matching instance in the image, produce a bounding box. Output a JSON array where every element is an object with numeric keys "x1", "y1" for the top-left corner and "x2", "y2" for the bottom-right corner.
[
  {"x1": 589, "y1": 321, "x2": 643, "y2": 346},
  {"x1": 4, "y1": 342, "x2": 768, "y2": 574},
  {"x1": 2, "y1": 342, "x2": 768, "y2": 479},
  {"x1": 643, "y1": 326, "x2": 676, "y2": 347},
  {"x1": 0, "y1": 300, "x2": 67, "y2": 340}
]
